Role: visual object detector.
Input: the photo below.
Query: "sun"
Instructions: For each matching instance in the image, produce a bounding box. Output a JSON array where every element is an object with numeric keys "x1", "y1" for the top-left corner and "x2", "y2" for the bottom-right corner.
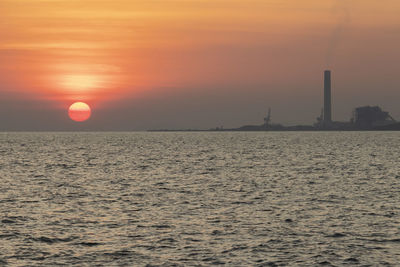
[{"x1": 68, "y1": 102, "x2": 91, "y2": 122}]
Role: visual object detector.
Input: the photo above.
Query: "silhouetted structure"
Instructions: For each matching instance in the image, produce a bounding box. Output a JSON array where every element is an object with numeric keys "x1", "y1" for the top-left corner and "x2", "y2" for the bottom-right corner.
[
  {"x1": 324, "y1": 70, "x2": 332, "y2": 124},
  {"x1": 149, "y1": 70, "x2": 400, "y2": 132},
  {"x1": 354, "y1": 106, "x2": 396, "y2": 129},
  {"x1": 264, "y1": 108, "x2": 271, "y2": 128},
  {"x1": 315, "y1": 109, "x2": 324, "y2": 125}
]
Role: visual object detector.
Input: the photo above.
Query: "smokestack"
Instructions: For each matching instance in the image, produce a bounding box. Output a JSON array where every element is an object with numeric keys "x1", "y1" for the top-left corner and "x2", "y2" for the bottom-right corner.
[{"x1": 324, "y1": 70, "x2": 332, "y2": 123}]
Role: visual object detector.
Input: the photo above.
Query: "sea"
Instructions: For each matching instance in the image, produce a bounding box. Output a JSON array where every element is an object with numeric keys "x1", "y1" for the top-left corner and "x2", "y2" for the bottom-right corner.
[{"x1": 0, "y1": 132, "x2": 399, "y2": 266}]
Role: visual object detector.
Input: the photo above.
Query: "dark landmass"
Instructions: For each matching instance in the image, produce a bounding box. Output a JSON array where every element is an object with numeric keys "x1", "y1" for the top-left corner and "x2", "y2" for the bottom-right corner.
[
  {"x1": 148, "y1": 106, "x2": 400, "y2": 132},
  {"x1": 373, "y1": 123, "x2": 400, "y2": 131}
]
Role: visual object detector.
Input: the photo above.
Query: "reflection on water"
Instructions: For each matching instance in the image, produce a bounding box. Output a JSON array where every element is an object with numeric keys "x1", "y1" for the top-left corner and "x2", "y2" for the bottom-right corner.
[{"x1": 0, "y1": 132, "x2": 399, "y2": 266}]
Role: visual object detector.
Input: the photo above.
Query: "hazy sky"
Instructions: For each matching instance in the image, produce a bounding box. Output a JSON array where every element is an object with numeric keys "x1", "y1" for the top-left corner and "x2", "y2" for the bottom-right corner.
[{"x1": 1, "y1": 0, "x2": 399, "y2": 130}]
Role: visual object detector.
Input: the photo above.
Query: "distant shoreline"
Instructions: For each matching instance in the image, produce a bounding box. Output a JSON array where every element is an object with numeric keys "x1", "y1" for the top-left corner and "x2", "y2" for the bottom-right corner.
[
  {"x1": 148, "y1": 121, "x2": 400, "y2": 132},
  {"x1": 147, "y1": 127, "x2": 400, "y2": 132}
]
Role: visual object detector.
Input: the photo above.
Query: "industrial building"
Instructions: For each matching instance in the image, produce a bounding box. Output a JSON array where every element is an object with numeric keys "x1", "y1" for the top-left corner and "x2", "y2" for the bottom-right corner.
[
  {"x1": 353, "y1": 106, "x2": 396, "y2": 129},
  {"x1": 317, "y1": 70, "x2": 397, "y2": 130},
  {"x1": 157, "y1": 70, "x2": 400, "y2": 131}
]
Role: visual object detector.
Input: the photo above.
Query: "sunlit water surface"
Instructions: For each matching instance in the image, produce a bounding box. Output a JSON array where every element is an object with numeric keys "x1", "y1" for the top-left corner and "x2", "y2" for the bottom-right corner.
[{"x1": 0, "y1": 132, "x2": 399, "y2": 266}]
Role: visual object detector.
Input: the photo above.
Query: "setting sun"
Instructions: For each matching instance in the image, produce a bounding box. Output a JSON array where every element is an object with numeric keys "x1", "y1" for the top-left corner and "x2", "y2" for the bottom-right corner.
[{"x1": 68, "y1": 102, "x2": 91, "y2": 122}]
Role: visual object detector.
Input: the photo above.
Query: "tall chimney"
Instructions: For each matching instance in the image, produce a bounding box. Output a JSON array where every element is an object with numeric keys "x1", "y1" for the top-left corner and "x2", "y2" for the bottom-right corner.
[{"x1": 324, "y1": 70, "x2": 332, "y2": 123}]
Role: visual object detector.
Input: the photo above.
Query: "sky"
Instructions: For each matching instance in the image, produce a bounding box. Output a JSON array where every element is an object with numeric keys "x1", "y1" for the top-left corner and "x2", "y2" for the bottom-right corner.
[{"x1": 0, "y1": 0, "x2": 399, "y2": 130}]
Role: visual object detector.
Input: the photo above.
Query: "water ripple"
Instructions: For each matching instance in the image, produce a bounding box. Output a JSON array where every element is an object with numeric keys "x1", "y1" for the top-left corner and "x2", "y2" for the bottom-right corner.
[{"x1": 0, "y1": 132, "x2": 399, "y2": 266}]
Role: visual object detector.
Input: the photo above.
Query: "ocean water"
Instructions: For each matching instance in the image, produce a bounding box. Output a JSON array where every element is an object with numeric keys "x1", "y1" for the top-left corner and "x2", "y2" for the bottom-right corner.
[{"x1": 0, "y1": 132, "x2": 399, "y2": 266}]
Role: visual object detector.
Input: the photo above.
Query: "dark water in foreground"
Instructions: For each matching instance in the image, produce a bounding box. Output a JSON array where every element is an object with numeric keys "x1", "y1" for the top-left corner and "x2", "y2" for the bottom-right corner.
[{"x1": 0, "y1": 132, "x2": 399, "y2": 266}]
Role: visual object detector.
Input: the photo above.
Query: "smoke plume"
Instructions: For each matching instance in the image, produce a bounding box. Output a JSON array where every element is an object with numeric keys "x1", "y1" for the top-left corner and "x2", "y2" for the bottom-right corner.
[{"x1": 326, "y1": 0, "x2": 351, "y2": 67}]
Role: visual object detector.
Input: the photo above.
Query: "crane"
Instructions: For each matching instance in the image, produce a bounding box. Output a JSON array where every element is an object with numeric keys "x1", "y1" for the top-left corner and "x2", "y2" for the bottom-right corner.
[{"x1": 264, "y1": 108, "x2": 271, "y2": 128}]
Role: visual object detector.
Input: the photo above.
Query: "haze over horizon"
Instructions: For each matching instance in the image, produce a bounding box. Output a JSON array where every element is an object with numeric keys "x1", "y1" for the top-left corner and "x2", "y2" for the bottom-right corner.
[{"x1": 1, "y1": 0, "x2": 399, "y2": 131}]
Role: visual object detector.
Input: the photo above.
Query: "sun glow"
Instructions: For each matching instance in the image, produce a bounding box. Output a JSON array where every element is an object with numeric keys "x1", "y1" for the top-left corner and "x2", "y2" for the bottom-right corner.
[{"x1": 59, "y1": 74, "x2": 105, "y2": 93}]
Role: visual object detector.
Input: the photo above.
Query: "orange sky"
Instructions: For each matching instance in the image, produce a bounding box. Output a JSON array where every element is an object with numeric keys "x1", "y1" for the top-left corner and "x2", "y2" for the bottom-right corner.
[{"x1": 0, "y1": 0, "x2": 400, "y2": 129}]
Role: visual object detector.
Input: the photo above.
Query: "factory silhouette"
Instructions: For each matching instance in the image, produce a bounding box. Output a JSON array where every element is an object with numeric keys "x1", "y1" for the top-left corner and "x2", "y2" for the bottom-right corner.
[
  {"x1": 151, "y1": 70, "x2": 400, "y2": 132},
  {"x1": 223, "y1": 70, "x2": 400, "y2": 131}
]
